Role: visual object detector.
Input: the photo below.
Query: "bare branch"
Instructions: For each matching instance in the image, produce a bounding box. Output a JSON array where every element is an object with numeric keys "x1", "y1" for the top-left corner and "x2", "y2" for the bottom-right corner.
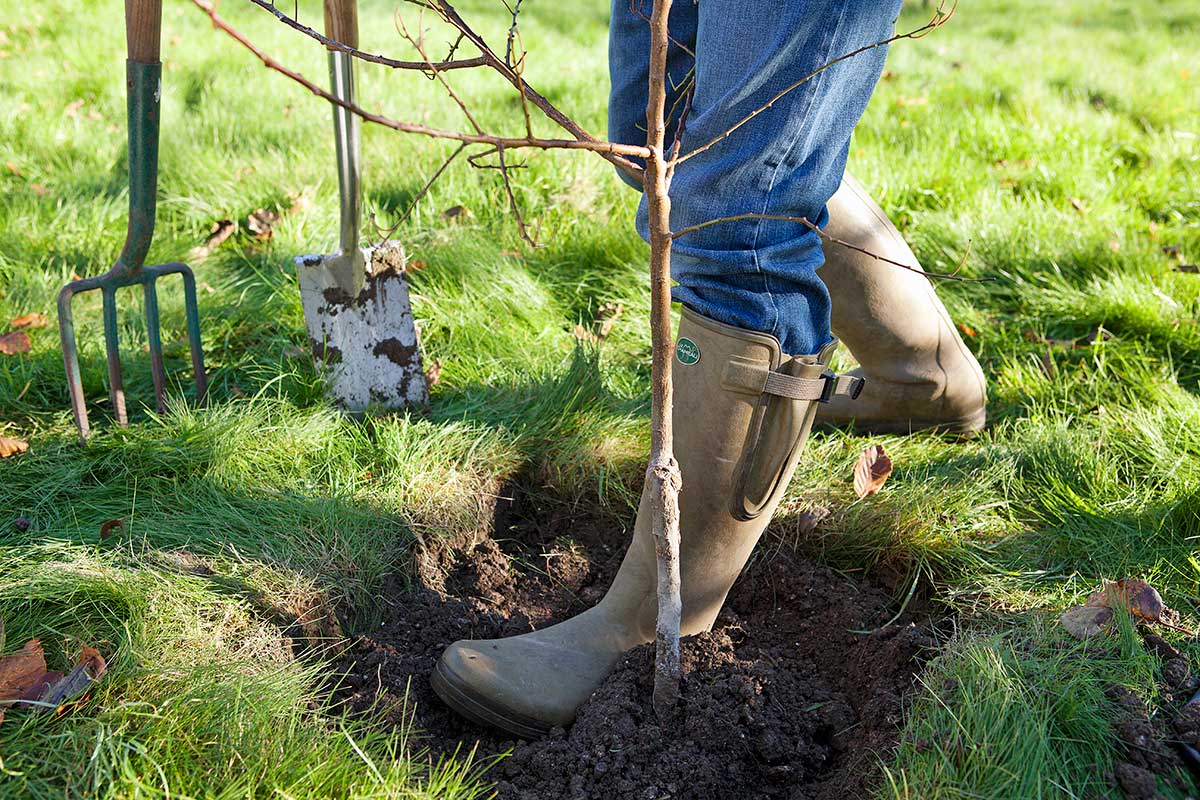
[
  {"x1": 630, "y1": 0, "x2": 694, "y2": 58},
  {"x1": 395, "y1": 10, "x2": 484, "y2": 134},
  {"x1": 368, "y1": 142, "x2": 467, "y2": 243},
  {"x1": 497, "y1": 145, "x2": 539, "y2": 247},
  {"x1": 190, "y1": 0, "x2": 651, "y2": 159},
  {"x1": 673, "y1": 1, "x2": 956, "y2": 167},
  {"x1": 251, "y1": 0, "x2": 486, "y2": 71},
  {"x1": 673, "y1": 213, "x2": 986, "y2": 282},
  {"x1": 430, "y1": 0, "x2": 644, "y2": 182},
  {"x1": 241, "y1": 0, "x2": 644, "y2": 181}
]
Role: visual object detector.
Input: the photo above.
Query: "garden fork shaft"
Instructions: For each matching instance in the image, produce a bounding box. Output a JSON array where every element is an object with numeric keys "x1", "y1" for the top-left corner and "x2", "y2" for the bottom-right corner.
[{"x1": 57, "y1": 0, "x2": 207, "y2": 440}]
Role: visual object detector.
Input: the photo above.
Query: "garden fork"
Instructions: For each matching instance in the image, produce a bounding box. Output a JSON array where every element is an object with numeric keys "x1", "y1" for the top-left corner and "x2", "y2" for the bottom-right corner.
[{"x1": 57, "y1": 0, "x2": 207, "y2": 440}]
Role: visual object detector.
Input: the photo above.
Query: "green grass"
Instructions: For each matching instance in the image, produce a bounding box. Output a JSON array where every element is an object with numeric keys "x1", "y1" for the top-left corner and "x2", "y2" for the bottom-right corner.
[{"x1": 1, "y1": 0, "x2": 1198, "y2": 797}]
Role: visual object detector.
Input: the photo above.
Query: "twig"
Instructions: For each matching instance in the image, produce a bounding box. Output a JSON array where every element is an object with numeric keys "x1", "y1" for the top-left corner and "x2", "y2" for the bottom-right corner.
[
  {"x1": 368, "y1": 142, "x2": 467, "y2": 243},
  {"x1": 191, "y1": 0, "x2": 651, "y2": 159},
  {"x1": 252, "y1": 0, "x2": 486, "y2": 71},
  {"x1": 497, "y1": 145, "x2": 538, "y2": 247},
  {"x1": 395, "y1": 11, "x2": 483, "y2": 134},
  {"x1": 629, "y1": 0, "x2": 694, "y2": 58},
  {"x1": 673, "y1": 1, "x2": 956, "y2": 167},
  {"x1": 672, "y1": 213, "x2": 987, "y2": 282}
]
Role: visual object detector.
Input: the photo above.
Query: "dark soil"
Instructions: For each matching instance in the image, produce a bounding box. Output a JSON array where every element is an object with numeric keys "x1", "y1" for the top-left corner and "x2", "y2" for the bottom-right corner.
[
  {"x1": 331, "y1": 490, "x2": 937, "y2": 799},
  {"x1": 1103, "y1": 631, "x2": 1200, "y2": 800}
]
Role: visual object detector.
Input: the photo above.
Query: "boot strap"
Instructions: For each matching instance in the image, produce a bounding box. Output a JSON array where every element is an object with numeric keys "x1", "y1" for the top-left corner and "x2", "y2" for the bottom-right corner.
[
  {"x1": 763, "y1": 371, "x2": 865, "y2": 403},
  {"x1": 723, "y1": 358, "x2": 864, "y2": 403}
]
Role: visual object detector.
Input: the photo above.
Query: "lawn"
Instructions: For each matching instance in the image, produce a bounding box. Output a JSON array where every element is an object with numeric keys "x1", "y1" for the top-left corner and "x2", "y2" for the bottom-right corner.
[{"x1": 1, "y1": 0, "x2": 1199, "y2": 797}]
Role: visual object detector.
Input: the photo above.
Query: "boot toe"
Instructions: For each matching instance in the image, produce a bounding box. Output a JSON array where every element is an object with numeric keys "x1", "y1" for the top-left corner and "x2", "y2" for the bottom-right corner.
[{"x1": 432, "y1": 637, "x2": 607, "y2": 737}]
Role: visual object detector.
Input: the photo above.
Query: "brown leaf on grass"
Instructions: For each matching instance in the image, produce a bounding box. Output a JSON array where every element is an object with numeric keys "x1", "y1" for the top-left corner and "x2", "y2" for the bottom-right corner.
[
  {"x1": 11, "y1": 312, "x2": 47, "y2": 329},
  {"x1": 5, "y1": 161, "x2": 22, "y2": 177},
  {"x1": 0, "y1": 640, "x2": 108, "y2": 725},
  {"x1": 0, "y1": 331, "x2": 31, "y2": 355},
  {"x1": 957, "y1": 322, "x2": 977, "y2": 338},
  {"x1": 1038, "y1": 350, "x2": 1057, "y2": 378},
  {"x1": 1061, "y1": 605, "x2": 1114, "y2": 640},
  {"x1": 795, "y1": 505, "x2": 831, "y2": 536},
  {"x1": 37, "y1": 646, "x2": 107, "y2": 712},
  {"x1": 1175, "y1": 264, "x2": 1199, "y2": 274},
  {"x1": 1069, "y1": 197, "x2": 1088, "y2": 215},
  {"x1": 30, "y1": 183, "x2": 48, "y2": 197},
  {"x1": 441, "y1": 205, "x2": 473, "y2": 222},
  {"x1": 424, "y1": 358, "x2": 443, "y2": 387},
  {"x1": 407, "y1": 259, "x2": 428, "y2": 273},
  {"x1": 1078, "y1": 327, "x2": 1114, "y2": 347},
  {"x1": 1083, "y1": 579, "x2": 1196, "y2": 635},
  {"x1": 853, "y1": 444, "x2": 893, "y2": 499},
  {"x1": 0, "y1": 436, "x2": 28, "y2": 458},
  {"x1": 246, "y1": 209, "x2": 280, "y2": 239},
  {"x1": 572, "y1": 323, "x2": 597, "y2": 344},
  {"x1": 98, "y1": 518, "x2": 125, "y2": 541},
  {"x1": 190, "y1": 219, "x2": 237, "y2": 259},
  {"x1": 0, "y1": 639, "x2": 49, "y2": 708}
]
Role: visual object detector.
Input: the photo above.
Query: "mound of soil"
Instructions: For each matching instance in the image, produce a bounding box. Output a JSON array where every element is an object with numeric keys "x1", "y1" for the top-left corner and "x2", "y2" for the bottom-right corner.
[{"x1": 331, "y1": 491, "x2": 936, "y2": 799}]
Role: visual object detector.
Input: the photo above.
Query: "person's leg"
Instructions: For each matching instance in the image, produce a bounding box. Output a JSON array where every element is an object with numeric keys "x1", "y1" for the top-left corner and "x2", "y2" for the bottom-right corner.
[
  {"x1": 816, "y1": 174, "x2": 987, "y2": 433},
  {"x1": 662, "y1": 0, "x2": 902, "y2": 356}
]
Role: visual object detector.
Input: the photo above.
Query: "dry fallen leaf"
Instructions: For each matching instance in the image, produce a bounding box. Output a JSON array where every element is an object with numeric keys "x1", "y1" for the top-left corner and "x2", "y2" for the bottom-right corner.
[
  {"x1": 853, "y1": 444, "x2": 893, "y2": 499},
  {"x1": 424, "y1": 358, "x2": 443, "y2": 387},
  {"x1": 1175, "y1": 264, "x2": 1199, "y2": 274},
  {"x1": 957, "y1": 322, "x2": 977, "y2": 338},
  {"x1": 441, "y1": 205, "x2": 473, "y2": 222},
  {"x1": 1061, "y1": 605, "x2": 1114, "y2": 640},
  {"x1": 0, "y1": 639, "x2": 49, "y2": 707},
  {"x1": 0, "y1": 640, "x2": 108, "y2": 725},
  {"x1": 795, "y1": 505, "x2": 831, "y2": 536},
  {"x1": 10, "y1": 312, "x2": 47, "y2": 330},
  {"x1": 1082, "y1": 578, "x2": 1195, "y2": 635},
  {"x1": 98, "y1": 518, "x2": 125, "y2": 541},
  {"x1": 189, "y1": 219, "x2": 237, "y2": 259},
  {"x1": 0, "y1": 331, "x2": 31, "y2": 355},
  {"x1": 407, "y1": 259, "x2": 428, "y2": 273},
  {"x1": 246, "y1": 209, "x2": 280, "y2": 238},
  {"x1": 37, "y1": 646, "x2": 107, "y2": 711},
  {"x1": 0, "y1": 437, "x2": 28, "y2": 458},
  {"x1": 1069, "y1": 197, "x2": 1088, "y2": 215},
  {"x1": 573, "y1": 323, "x2": 597, "y2": 344}
]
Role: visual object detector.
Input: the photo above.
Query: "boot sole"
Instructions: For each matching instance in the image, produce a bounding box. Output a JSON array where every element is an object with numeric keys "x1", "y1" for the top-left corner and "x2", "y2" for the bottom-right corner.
[
  {"x1": 815, "y1": 407, "x2": 986, "y2": 437},
  {"x1": 431, "y1": 658, "x2": 554, "y2": 739}
]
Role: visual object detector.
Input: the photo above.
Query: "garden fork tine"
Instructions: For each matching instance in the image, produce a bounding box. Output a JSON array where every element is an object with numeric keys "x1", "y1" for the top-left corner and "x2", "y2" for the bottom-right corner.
[{"x1": 57, "y1": 0, "x2": 207, "y2": 440}]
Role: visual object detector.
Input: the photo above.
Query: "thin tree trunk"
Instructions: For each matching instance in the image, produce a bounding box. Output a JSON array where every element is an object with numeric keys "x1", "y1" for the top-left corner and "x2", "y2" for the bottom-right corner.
[{"x1": 643, "y1": 0, "x2": 682, "y2": 721}]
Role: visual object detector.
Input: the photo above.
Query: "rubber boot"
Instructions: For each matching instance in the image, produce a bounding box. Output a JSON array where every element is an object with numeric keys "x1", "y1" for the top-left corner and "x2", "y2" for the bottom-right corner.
[
  {"x1": 816, "y1": 174, "x2": 987, "y2": 434},
  {"x1": 432, "y1": 308, "x2": 863, "y2": 736}
]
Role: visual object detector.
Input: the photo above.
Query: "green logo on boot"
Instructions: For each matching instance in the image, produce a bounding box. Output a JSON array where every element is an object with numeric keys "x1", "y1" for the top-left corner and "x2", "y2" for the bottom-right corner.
[{"x1": 675, "y1": 337, "x2": 700, "y2": 365}]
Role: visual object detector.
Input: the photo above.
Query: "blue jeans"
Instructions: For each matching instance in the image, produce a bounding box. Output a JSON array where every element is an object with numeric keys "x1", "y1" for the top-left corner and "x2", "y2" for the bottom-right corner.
[{"x1": 608, "y1": 0, "x2": 902, "y2": 354}]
